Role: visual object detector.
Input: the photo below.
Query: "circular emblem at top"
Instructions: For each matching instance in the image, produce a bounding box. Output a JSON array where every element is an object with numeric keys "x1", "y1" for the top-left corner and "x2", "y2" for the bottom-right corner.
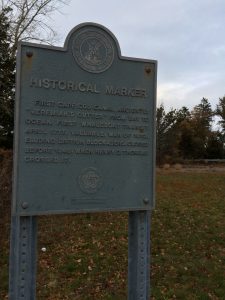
[{"x1": 72, "y1": 27, "x2": 114, "y2": 73}]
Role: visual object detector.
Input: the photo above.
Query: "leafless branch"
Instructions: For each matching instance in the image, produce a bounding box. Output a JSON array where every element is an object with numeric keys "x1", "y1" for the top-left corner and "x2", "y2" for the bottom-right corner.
[{"x1": 1, "y1": 0, "x2": 69, "y2": 56}]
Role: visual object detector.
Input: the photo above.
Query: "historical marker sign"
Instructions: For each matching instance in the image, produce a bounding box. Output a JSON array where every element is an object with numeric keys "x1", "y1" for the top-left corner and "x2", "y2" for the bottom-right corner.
[
  {"x1": 13, "y1": 23, "x2": 157, "y2": 215},
  {"x1": 10, "y1": 23, "x2": 157, "y2": 299}
]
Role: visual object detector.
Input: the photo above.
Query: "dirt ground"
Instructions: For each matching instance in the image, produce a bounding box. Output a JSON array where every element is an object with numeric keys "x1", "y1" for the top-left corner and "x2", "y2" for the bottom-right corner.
[{"x1": 158, "y1": 163, "x2": 225, "y2": 173}]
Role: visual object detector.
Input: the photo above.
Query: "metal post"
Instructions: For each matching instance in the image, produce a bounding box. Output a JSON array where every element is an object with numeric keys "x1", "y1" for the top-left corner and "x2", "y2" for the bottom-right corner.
[
  {"x1": 128, "y1": 211, "x2": 151, "y2": 300},
  {"x1": 9, "y1": 215, "x2": 37, "y2": 300}
]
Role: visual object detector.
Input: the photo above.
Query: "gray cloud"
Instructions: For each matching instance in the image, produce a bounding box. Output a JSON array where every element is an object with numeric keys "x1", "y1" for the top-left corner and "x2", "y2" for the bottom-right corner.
[{"x1": 52, "y1": 0, "x2": 225, "y2": 109}]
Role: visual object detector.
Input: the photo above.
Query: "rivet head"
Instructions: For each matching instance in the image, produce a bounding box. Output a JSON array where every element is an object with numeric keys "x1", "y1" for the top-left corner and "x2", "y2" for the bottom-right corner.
[
  {"x1": 143, "y1": 197, "x2": 149, "y2": 204},
  {"x1": 26, "y1": 51, "x2": 33, "y2": 58},
  {"x1": 21, "y1": 202, "x2": 28, "y2": 209},
  {"x1": 145, "y1": 66, "x2": 151, "y2": 74}
]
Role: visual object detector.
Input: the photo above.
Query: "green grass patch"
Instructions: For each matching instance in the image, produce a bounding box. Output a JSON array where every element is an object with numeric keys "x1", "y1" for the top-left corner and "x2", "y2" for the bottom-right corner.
[{"x1": 1, "y1": 172, "x2": 225, "y2": 299}]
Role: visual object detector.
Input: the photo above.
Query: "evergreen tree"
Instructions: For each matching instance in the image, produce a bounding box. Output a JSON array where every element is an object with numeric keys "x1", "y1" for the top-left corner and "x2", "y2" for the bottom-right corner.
[
  {"x1": 216, "y1": 96, "x2": 225, "y2": 133},
  {"x1": 178, "y1": 118, "x2": 196, "y2": 159},
  {"x1": 156, "y1": 104, "x2": 176, "y2": 163},
  {"x1": 0, "y1": 7, "x2": 15, "y2": 148},
  {"x1": 190, "y1": 98, "x2": 213, "y2": 158},
  {"x1": 206, "y1": 131, "x2": 224, "y2": 159},
  {"x1": 156, "y1": 104, "x2": 190, "y2": 163},
  {"x1": 192, "y1": 97, "x2": 212, "y2": 131}
]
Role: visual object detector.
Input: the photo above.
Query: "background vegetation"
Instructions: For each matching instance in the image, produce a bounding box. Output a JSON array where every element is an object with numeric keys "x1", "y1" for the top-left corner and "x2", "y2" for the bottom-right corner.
[{"x1": 156, "y1": 97, "x2": 225, "y2": 164}]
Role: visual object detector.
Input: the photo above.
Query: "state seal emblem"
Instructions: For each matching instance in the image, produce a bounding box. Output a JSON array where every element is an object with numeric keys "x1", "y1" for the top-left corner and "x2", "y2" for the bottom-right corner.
[
  {"x1": 72, "y1": 27, "x2": 114, "y2": 73},
  {"x1": 78, "y1": 167, "x2": 103, "y2": 194}
]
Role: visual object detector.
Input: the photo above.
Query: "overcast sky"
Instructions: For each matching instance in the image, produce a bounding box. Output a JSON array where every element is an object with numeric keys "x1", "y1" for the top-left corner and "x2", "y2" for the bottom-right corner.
[{"x1": 51, "y1": 0, "x2": 225, "y2": 111}]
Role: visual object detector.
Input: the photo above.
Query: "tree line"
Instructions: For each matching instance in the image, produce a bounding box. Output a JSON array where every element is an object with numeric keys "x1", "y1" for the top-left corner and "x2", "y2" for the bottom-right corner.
[
  {"x1": 157, "y1": 97, "x2": 225, "y2": 164},
  {"x1": 1, "y1": 2, "x2": 225, "y2": 163}
]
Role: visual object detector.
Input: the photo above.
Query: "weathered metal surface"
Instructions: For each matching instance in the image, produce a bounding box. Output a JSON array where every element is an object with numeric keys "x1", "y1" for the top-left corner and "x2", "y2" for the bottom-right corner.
[
  {"x1": 13, "y1": 22, "x2": 157, "y2": 215},
  {"x1": 128, "y1": 211, "x2": 151, "y2": 300},
  {"x1": 9, "y1": 216, "x2": 37, "y2": 300}
]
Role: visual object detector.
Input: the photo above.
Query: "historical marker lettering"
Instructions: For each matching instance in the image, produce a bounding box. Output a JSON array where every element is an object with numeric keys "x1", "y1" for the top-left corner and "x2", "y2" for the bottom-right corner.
[{"x1": 13, "y1": 23, "x2": 156, "y2": 215}]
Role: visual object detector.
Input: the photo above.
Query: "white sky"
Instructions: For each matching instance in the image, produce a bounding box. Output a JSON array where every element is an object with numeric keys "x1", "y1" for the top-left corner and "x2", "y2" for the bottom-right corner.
[{"x1": 50, "y1": 0, "x2": 225, "y2": 111}]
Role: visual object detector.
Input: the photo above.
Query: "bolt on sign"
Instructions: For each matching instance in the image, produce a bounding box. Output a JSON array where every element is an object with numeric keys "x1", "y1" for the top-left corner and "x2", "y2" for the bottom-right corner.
[
  {"x1": 13, "y1": 23, "x2": 157, "y2": 216},
  {"x1": 10, "y1": 23, "x2": 157, "y2": 300}
]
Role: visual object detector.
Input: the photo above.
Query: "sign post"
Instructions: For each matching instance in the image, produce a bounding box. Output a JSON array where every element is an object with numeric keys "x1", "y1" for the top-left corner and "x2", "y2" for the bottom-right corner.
[
  {"x1": 9, "y1": 216, "x2": 37, "y2": 299},
  {"x1": 9, "y1": 22, "x2": 157, "y2": 299},
  {"x1": 128, "y1": 211, "x2": 151, "y2": 299}
]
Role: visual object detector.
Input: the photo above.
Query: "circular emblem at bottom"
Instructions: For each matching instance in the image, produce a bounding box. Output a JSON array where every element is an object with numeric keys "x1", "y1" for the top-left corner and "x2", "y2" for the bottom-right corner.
[{"x1": 78, "y1": 167, "x2": 103, "y2": 194}]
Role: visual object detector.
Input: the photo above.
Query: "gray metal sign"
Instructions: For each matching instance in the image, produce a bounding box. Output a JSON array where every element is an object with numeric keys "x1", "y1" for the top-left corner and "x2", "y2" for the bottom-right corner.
[
  {"x1": 10, "y1": 23, "x2": 157, "y2": 300},
  {"x1": 13, "y1": 22, "x2": 157, "y2": 216}
]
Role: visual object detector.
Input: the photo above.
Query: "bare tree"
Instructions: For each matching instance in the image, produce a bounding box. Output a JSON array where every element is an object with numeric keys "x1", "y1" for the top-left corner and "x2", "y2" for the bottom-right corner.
[
  {"x1": 0, "y1": 0, "x2": 69, "y2": 147},
  {"x1": 1, "y1": 0, "x2": 69, "y2": 56}
]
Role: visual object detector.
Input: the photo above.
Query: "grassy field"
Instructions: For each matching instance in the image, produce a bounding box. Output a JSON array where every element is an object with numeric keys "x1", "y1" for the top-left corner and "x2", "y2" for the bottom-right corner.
[{"x1": 1, "y1": 170, "x2": 225, "y2": 299}]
